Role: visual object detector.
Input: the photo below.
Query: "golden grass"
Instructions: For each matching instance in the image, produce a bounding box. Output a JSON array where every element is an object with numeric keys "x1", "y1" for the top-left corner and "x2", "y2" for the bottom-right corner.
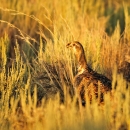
[{"x1": 0, "y1": 0, "x2": 130, "y2": 130}]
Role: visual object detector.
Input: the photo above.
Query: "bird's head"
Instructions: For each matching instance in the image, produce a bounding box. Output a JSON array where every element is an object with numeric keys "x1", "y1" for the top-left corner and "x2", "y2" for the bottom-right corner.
[{"x1": 66, "y1": 41, "x2": 84, "y2": 55}]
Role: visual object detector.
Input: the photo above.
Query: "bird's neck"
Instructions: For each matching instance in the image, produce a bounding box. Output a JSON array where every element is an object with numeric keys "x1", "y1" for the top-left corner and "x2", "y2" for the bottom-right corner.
[{"x1": 76, "y1": 51, "x2": 90, "y2": 74}]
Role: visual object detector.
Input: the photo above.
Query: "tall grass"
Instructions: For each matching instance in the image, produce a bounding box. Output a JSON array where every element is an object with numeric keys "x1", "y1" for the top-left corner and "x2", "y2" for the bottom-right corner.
[{"x1": 0, "y1": 0, "x2": 130, "y2": 130}]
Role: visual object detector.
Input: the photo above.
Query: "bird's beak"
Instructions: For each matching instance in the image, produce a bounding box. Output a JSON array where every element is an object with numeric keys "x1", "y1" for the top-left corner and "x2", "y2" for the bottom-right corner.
[{"x1": 66, "y1": 42, "x2": 72, "y2": 48}]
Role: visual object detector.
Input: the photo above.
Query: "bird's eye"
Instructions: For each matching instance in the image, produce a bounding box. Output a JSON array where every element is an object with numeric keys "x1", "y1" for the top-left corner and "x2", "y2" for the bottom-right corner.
[{"x1": 73, "y1": 44, "x2": 75, "y2": 46}]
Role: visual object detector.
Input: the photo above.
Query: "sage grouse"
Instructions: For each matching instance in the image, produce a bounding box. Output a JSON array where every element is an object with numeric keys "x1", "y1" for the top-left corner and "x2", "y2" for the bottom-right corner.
[{"x1": 66, "y1": 41, "x2": 112, "y2": 105}]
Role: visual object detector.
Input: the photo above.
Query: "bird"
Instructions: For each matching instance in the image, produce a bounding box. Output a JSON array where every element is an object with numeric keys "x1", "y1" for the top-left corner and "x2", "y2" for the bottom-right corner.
[{"x1": 66, "y1": 41, "x2": 112, "y2": 105}]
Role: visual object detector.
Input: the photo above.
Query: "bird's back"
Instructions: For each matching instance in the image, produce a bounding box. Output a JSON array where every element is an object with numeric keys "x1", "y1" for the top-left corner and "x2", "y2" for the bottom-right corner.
[{"x1": 74, "y1": 69, "x2": 112, "y2": 103}]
